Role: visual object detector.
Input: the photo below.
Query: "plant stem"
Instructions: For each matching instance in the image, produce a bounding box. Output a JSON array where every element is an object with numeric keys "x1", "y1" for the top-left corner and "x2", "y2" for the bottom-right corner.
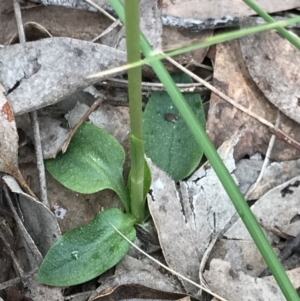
[
  {"x1": 124, "y1": 0, "x2": 145, "y2": 222},
  {"x1": 110, "y1": 1, "x2": 299, "y2": 300}
]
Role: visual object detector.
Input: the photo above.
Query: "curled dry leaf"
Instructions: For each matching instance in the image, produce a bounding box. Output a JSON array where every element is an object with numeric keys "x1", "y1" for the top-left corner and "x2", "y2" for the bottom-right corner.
[
  {"x1": 92, "y1": 283, "x2": 195, "y2": 301},
  {"x1": 3, "y1": 175, "x2": 61, "y2": 256},
  {"x1": 0, "y1": 85, "x2": 35, "y2": 196},
  {"x1": 91, "y1": 255, "x2": 184, "y2": 300}
]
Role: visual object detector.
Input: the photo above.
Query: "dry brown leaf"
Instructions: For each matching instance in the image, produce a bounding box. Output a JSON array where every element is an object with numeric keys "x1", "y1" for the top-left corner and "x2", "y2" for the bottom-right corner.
[
  {"x1": 0, "y1": 0, "x2": 111, "y2": 44},
  {"x1": 0, "y1": 86, "x2": 35, "y2": 196},
  {"x1": 206, "y1": 39, "x2": 300, "y2": 161},
  {"x1": 240, "y1": 18, "x2": 300, "y2": 124},
  {"x1": 92, "y1": 283, "x2": 195, "y2": 301}
]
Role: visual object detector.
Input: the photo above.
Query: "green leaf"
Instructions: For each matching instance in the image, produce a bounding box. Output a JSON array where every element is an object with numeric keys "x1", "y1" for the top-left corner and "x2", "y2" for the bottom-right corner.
[
  {"x1": 45, "y1": 122, "x2": 130, "y2": 212},
  {"x1": 143, "y1": 73, "x2": 206, "y2": 181},
  {"x1": 37, "y1": 208, "x2": 136, "y2": 286}
]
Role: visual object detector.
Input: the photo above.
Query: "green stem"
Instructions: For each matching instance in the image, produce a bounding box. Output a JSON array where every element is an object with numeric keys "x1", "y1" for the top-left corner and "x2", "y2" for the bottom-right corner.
[
  {"x1": 124, "y1": 0, "x2": 144, "y2": 221},
  {"x1": 109, "y1": 2, "x2": 299, "y2": 300},
  {"x1": 242, "y1": 0, "x2": 300, "y2": 50}
]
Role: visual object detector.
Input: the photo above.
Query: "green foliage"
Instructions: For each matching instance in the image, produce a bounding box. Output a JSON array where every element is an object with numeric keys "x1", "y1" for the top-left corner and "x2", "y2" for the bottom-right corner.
[
  {"x1": 37, "y1": 208, "x2": 136, "y2": 286},
  {"x1": 46, "y1": 122, "x2": 130, "y2": 213},
  {"x1": 128, "y1": 156, "x2": 152, "y2": 222},
  {"x1": 143, "y1": 73, "x2": 206, "y2": 181},
  {"x1": 38, "y1": 1, "x2": 300, "y2": 299}
]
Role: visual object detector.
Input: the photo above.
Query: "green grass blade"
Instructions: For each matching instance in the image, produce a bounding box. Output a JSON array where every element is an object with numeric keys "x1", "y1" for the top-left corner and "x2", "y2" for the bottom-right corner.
[
  {"x1": 243, "y1": 0, "x2": 300, "y2": 49},
  {"x1": 109, "y1": 2, "x2": 300, "y2": 300},
  {"x1": 88, "y1": 16, "x2": 300, "y2": 79}
]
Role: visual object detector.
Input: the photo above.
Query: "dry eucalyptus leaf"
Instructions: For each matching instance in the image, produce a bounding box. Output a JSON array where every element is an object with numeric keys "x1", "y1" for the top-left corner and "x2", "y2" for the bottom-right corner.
[
  {"x1": 226, "y1": 176, "x2": 300, "y2": 240},
  {"x1": 204, "y1": 259, "x2": 286, "y2": 301},
  {"x1": 206, "y1": 39, "x2": 300, "y2": 161},
  {"x1": 240, "y1": 18, "x2": 300, "y2": 124},
  {"x1": 265, "y1": 267, "x2": 300, "y2": 289},
  {"x1": 233, "y1": 154, "x2": 263, "y2": 195},
  {"x1": 0, "y1": 0, "x2": 112, "y2": 44},
  {"x1": 25, "y1": 270, "x2": 64, "y2": 301},
  {"x1": 91, "y1": 255, "x2": 183, "y2": 301},
  {"x1": 247, "y1": 158, "x2": 300, "y2": 200},
  {"x1": 28, "y1": 0, "x2": 300, "y2": 20},
  {"x1": 147, "y1": 129, "x2": 244, "y2": 294},
  {"x1": 39, "y1": 117, "x2": 70, "y2": 159},
  {"x1": 66, "y1": 102, "x2": 130, "y2": 147},
  {"x1": 92, "y1": 283, "x2": 194, "y2": 301},
  {"x1": 3, "y1": 175, "x2": 61, "y2": 256},
  {"x1": 162, "y1": 0, "x2": 300, "y2": 19},
  {"x1": 209, "y1": 239, "x2": 278, "y2": 277},
  {"x1": 0, "y1": 86, "x2": 35, "y2": 196},
  {"x1": 0, "y1": 37, "x2": 126, "y2": 115}
]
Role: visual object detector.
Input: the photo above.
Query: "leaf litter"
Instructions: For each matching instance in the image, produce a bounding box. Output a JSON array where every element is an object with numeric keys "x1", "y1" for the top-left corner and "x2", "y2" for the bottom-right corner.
[{"x1": 2, "y1": 0, "x2": 300, "y2": 300}]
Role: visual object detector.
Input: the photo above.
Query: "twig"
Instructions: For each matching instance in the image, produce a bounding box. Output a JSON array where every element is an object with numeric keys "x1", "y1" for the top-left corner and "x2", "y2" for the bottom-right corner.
[
  {"x1": 84, "y1": 0, "x2": 116, "y2": 22},
  {"x1": 92, "y1": 19, "x2": 122, "y2": 42},
  {"x1": 0, "y1": 269, "x2": 38, "y2": 290},
  {"x1": 61, "y1": 96, "x2": 105, "y2": 153},
  {"x1": 245, "y1": 112, "x2": 281, "y2": 199},
  {"x1": 0, "y1": 225, "x2": 24, "y2": 277},
  {"x1": 164, "y1": 54, "x2": 300, "y2": 152},
  {"x1": 99, "y1": 77, "x2": 210, "y2": 93},
  {"x1": 13, "y1": 0, "x2": 49, "y2": 207},
  {"x1": 4, "y1": 185, "x2": 43, "y2": 268}
]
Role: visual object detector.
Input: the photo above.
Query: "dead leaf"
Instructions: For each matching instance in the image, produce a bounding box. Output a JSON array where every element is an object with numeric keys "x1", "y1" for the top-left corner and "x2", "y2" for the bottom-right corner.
[
  {"x1": 0, "y1": 38, "x2": 126, "y2": 115},
  {"x1": 209, "y1": 239, "x2": 279, "y2": 277},
  {"x1": 147, "y1": 129, "x2": 245, "y2": 294},
  {"x1": 66, "y1": 102, "x2": 130, "y2": 148},
  {"x1": 240, "y1": 18, "x2": 300, "y2": 124},
  {"x1": 92, "y1": 283, "x2": 196, "y2": 301},
  {"x1": 0, "y1": 86, "x2": 35, "y2": 196},
  {"x1": 204, "y1": 259, "x2": 286, "y2": 301},
  {"x1": 246, "y1": 158, "x2": 300, "y2": 200},
  {"x1": 3, "y1": 175, "x2": 61, "y2": 256},
  {"x1": 162, "y1": 0, "x2": 300, "y2": 19},
  {"x1": 226, "y1": 176, "x2": 300, "y2": 239},
  {"x1": 233, "y1": 154, "x2": 263, "y2": 195},
  {"x1": 25, "y1": 270, "x2": 64, "y2": 301},
  {"x1": 90, "y1": 255, "x2": 184, "y2": 300},
  {"x1": 265, "y1": 266, "x2": 300, "y2": 289},
  {"x1": 0, "y1": 0, "x2": 112, "y2": 44},
  {"x1": 206, "y1": 39, "x2": 300, "y2": 161},
  {"x1": 39, "y1": 117, "x2": 70, "y2": 159}
]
